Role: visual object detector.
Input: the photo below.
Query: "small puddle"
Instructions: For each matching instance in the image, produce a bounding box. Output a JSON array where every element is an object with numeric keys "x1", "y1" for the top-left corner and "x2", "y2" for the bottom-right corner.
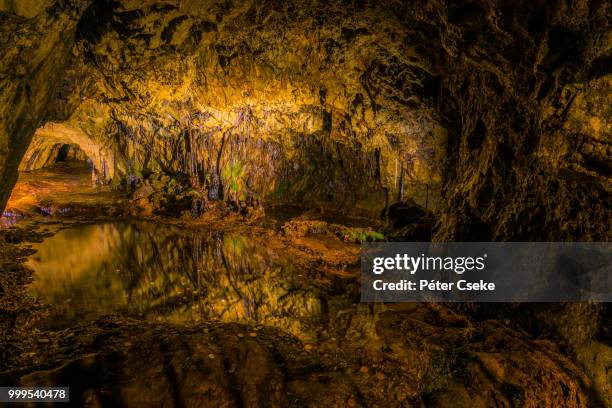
[{"x1": 26, "y1": 222, "x2": 327, "y2": 340}]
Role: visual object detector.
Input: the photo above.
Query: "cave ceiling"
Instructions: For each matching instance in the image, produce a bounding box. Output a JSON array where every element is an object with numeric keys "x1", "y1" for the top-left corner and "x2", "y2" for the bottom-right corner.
[{"x1": 0, "y1": 0, "x2": 610, "y2": 240}]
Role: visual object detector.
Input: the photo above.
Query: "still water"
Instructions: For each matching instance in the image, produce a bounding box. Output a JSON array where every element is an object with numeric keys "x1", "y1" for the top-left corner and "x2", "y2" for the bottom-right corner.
[{"x1": 26, "y1": 222, "x2": 325, "y2": 339}]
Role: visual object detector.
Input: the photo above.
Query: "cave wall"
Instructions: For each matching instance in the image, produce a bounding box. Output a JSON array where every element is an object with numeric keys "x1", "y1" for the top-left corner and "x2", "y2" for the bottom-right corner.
[
  {"x1": 2, "y1": 0, "x2": 448, "y2": 215},
  {"x1": 423, "y1": 0, "x2": 611, "y2": 241},
  {"x1": 0, "y1": 2, "x2": 87, "y2": 213},
  {"x1": 0, "y1": 0, "x2": 609, "y2": 237},
  {"x1": 0, "y1": 1, "x2": 610, "y2": 404}
]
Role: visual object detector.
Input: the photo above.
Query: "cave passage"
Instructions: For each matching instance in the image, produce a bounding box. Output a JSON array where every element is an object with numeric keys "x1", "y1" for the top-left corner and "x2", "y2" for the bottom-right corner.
[
  {"x1": 3, "y1": 139, "x2": 120, "y2": 222},
  {"x1": 0, "y1": 0, "x2": 610, "y2": 407}
]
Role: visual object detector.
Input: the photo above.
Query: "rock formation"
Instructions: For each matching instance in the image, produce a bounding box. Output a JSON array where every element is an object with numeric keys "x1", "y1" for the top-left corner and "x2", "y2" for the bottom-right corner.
[
  {"x1": 0, "y1": 0, "x2": 610, "y2": 406},
  {"x1": 1, "y1": 0, "x2": 609, "y2": 237}
]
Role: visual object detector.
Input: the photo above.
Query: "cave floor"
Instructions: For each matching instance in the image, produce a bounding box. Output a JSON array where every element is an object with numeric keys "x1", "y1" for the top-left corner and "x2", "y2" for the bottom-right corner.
[
  {"x1": 3, "y1": 161, "x2": 125, "y2": 223},
  {"x1": 0, "y1": 169, "x2": 608, "y2": 407}
]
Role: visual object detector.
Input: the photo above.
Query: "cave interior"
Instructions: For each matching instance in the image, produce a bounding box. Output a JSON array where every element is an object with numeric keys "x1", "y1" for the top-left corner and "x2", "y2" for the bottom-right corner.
[{"x1": 0, "y1": 0, "x2": 610, "y2": 407}]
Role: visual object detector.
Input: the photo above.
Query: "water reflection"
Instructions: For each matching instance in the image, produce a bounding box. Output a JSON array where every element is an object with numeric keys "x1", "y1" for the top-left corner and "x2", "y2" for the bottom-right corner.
[{"x1": 27, "y1": 222, "x2": 323, "y2": 340}]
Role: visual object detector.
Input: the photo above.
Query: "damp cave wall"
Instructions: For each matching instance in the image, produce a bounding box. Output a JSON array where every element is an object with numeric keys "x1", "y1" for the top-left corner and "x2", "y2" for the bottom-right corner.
[
  {"x1": 0, "y1": 0, "x2": 609, "y2": 241},
  {"x1": 0, "y1": 2, "x2": 87, "y2": 216}
]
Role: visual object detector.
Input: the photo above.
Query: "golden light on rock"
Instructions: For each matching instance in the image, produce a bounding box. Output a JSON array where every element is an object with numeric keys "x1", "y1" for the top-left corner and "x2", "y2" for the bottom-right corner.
[{"x1": 0, "y1": 0, "x2": 609, "y2": 406}]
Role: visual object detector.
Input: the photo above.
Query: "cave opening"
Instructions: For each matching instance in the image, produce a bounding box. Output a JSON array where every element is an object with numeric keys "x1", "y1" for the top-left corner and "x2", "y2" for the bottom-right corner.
[
  {"x1": 19, "y1": 142, "x2": 91, "y2": 176},
  {"x1": 4, "y1": 129, "x2": 121, "y2": 222},
  {"x1": 0, "y1": 1, "x2": 609, "y2": 407}
]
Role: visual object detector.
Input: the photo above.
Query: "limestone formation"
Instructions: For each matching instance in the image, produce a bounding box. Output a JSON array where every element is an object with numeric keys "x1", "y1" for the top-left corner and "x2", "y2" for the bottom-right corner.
[{"x1": 0, "y1": 1, "x2": 610, "y2": 406}]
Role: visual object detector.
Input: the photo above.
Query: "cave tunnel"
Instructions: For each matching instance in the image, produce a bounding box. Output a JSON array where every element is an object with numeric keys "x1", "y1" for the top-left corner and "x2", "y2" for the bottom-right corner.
[
  {"x1": 21, "y1": 142, "x2": 87, "y2": 171},
  {"x1": 4, "y1": 122, "x2": 121, "y2": 219},
  {"x1": 0, "y1": 0, "x2": 610, "y2": 407}
]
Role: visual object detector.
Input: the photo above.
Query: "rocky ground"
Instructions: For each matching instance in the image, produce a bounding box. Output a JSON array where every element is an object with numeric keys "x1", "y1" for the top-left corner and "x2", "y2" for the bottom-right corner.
[
  {"x1": 3, "y1": 161, "x2": 125, "y2": 220},
  {"x1": 1, "y1": 211, "x2": 610, "y2": 407}
]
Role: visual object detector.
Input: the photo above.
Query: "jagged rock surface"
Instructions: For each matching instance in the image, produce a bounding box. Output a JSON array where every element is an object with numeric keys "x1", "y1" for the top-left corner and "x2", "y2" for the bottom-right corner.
[
  {"x1": 1, "y1": 0, "x2": 609, "y2": 236},
  {"x1": 0, "y1": 1, "x2": 87, "y2": 215},
  {"x1": 0, "y1": 1, "x2": 610, "y2": 406}
]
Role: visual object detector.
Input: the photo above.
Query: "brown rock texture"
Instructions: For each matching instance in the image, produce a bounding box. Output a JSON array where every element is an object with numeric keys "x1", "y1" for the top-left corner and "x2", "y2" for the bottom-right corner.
[
  {"x1": 0, "y1": 1, "x2": 87, "y2": 215},
  {"x1": 0, "y1": 1, "x2": 610, "y2": 406},
  {"x1": 1, "y1": 0, "x2": 451, "y2": 217},
  {"x1": 0, "y1": 312, "x2": 601, "y2": 407},
  {"x1": 0, "y1": 0, "x2": 608, "y2": 237},
  {"x1": 426, "y1": 0, "x2": 611, "y2": 241}
]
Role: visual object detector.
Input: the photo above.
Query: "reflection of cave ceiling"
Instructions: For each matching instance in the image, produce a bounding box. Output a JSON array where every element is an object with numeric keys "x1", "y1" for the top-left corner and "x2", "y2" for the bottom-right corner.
[{"x1": 0, "y1": 0, "x2": 610, "y2": 240}]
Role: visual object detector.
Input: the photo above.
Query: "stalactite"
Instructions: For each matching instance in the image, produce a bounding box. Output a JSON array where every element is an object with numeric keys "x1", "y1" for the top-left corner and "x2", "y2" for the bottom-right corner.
[{"x1": 398, "y1": 166, "x2": 404, "y2": 202}]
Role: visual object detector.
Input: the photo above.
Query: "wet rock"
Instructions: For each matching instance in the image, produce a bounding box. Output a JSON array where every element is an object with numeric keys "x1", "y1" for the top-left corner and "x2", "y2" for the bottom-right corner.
[
  {"x1": 1, "y1": 225, "x2": 609, "y2": 407},
  {"x1": 0, "y1": 0, "x2": 446, "y2": 217},
  {"x1": 0, "y1": 1, "x2": 609, "y2": 405},
  {"x1": 4, "y1": 320, "x2": 331, "y2": 407},
  {"x1": 2, "y1": 308, "x2": 601, "y2": 407},
  {"x1": 0, "y1": 3, "x2": 88, "y2": 212},
  {"x1": 384, "y1": 200, "x2": 429, "y2": 228},
  {"x1": 383, "y1": 200, "x2": 435, "y2": 241},
  {"x1": 131, "y1": 184, "x2": 154, "y2": 201},
  {"x1": 376, "y1": 305, "x2": 596, "y2": 407}
]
